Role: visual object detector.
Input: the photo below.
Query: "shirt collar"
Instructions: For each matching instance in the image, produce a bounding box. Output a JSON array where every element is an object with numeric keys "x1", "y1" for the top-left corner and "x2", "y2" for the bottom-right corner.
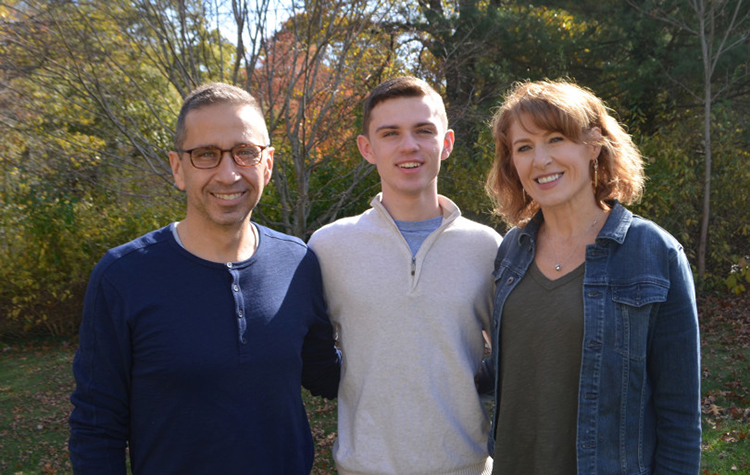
[{"x1": 515, "y1": 200, "x2": 631, "y2": 247}]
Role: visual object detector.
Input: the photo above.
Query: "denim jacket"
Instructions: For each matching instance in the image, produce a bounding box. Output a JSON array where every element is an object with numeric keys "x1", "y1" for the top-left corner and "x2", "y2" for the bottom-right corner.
[{"x1": 488, "y1": 202, "x2": 701, "y2": 475}]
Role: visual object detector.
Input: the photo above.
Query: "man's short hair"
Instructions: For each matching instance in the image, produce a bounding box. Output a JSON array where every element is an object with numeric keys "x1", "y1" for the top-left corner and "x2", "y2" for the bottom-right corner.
[
  {"x1": 361, "y1": 76, "x2": 447, "y2": 136},
  {"x1": 174, "y1": 82, "x2": 265, "y2": 150}
]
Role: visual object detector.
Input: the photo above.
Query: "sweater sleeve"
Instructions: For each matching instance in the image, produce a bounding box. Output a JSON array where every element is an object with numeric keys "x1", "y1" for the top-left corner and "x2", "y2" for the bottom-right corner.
[
  {"x1": 299, "y1": 249, "x2": 342, "y2": 400},
  {"x1": 69, "y1": 266, "x2": 131, "y2": 475}
]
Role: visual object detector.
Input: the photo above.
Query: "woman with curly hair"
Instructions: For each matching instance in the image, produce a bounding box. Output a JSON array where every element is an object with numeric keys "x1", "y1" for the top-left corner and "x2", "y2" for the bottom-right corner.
[{"x1": 485, "y1": 79, "x2": 701, "y2": 475}]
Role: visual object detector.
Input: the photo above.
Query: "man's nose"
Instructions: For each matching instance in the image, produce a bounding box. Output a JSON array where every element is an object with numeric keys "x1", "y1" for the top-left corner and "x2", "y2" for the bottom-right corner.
[
  {"x1": 214, "y1": 150, "x2": 242, "y2": 181},
  {"x1": 400, "y1": 132, "x2": 419, "y2": 151}
]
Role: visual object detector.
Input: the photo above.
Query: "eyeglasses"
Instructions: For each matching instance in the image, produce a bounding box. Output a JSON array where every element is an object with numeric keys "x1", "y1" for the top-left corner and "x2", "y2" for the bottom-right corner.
[{"x1": 177, "y1": 143, "x2": 270, "y2": 169}]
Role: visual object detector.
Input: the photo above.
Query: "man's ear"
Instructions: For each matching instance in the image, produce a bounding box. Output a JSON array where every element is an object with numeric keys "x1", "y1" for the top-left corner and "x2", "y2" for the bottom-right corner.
[
  {"x1": 263, "y1": 147, "x2": 274, "y2": 185},
  {"x1": 169, "y1": 151, "x2": 186, "y2": 191},
  {"x1": 441, "y1": 129, "x2": 455, "y2": 161},
  {"x1": 357, "y1": 135, "x2": 375, "y2": 164}
]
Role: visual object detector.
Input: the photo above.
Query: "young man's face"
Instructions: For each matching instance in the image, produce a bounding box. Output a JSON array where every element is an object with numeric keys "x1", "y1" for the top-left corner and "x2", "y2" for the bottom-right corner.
[
  {"x1": 169, "y1": 102, "x2": 274, "y2": 234},
  {"x1": 357, "y1": 95, "x2": 454, "y2": 202}
]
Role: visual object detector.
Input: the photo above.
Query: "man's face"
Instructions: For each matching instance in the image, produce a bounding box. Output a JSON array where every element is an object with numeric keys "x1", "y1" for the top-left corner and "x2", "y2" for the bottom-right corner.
[
  {"x1": 357, "y1": 95, "x2": 454, "y2": 202},
  {"x1": 169, "y1": 103, "x2": 273, "y2": 233}
]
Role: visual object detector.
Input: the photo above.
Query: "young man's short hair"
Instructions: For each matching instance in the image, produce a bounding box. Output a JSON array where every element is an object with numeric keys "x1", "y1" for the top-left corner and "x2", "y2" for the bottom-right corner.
[{"x1": 361, "y1": 76, "x2": 448, "y2": 136}]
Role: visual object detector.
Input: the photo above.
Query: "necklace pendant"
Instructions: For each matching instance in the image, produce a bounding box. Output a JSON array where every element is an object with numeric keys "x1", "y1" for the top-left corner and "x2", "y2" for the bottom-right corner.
[{"x1": 555, "y1": 264, "x2": 562, "y2": 271}]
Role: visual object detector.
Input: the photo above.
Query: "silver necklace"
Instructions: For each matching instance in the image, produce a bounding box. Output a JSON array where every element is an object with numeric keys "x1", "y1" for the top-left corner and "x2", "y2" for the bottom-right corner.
[{"x1": 545, "y1": 217, "x2": 600, "y2": 272}]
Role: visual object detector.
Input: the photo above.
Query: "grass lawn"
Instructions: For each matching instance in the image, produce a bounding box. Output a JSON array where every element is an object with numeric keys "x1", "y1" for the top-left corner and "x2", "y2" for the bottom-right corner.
[
  {"x1": 1, "y1": 293, "x2": 748, "y2": 474},
  {"x1": 698, "y1": 293, "x2": 750, "y2": 473}
]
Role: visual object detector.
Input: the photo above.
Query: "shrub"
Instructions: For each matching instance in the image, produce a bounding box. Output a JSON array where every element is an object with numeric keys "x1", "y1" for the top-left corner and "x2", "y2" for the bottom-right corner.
[{"x1": 0, "y1": 181, "x2": 180, "y2": 339}]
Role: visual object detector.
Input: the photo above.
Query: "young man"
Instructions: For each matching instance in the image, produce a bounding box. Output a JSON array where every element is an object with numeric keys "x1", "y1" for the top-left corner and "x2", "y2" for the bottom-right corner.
[
  {"x1": 68, "y1": 83, "x2": 341, "y2": 475},
  {"x1": 308, "y1": 76, "x2": 502, "y2": 475}
]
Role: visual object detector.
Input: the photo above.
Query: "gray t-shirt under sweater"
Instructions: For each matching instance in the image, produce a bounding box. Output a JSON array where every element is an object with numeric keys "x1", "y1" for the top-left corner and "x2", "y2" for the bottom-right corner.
[
  {"x1": 492, "y1": 261, "x2": 585, "y2": 475},
  {"x1": 394, "y1": 216, "x2": 442, "y2": 256}
]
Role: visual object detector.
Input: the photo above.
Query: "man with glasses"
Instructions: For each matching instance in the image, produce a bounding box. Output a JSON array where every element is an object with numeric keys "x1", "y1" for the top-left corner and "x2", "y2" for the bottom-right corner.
[{"x1": 69, "y1": 82, "x2": 341, "y2": 475}]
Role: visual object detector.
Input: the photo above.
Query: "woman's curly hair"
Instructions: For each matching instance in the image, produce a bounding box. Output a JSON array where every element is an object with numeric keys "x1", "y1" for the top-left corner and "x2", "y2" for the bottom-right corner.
[{"x1": 486, "y1": 79, "x2": 645, "y2": 227}]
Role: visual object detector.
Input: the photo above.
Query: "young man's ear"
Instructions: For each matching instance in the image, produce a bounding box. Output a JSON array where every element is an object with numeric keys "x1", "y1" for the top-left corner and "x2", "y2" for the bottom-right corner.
[
  {"x1": 357, "y1": 135, "x2": 376, "y2": 165},
  {"x1": 441, "y1": 129, "x2": 455, "y2": 161}
]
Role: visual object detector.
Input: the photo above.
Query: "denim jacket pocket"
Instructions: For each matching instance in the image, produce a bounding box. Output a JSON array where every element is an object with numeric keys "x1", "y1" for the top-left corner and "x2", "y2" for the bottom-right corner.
[{"x1": 611, "y1": 281, "x2": 668, "y2": 361}]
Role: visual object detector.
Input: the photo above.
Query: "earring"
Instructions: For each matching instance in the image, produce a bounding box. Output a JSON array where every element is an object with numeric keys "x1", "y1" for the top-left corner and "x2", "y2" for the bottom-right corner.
[{"x1": 593, "y1": 159, "x2": 599, "y2": 188}]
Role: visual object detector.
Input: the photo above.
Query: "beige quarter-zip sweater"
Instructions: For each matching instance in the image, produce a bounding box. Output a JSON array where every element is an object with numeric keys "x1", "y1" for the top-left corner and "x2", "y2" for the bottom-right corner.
[{"x1": 309, "y1": 194, "x2": 502, "y2": 475}]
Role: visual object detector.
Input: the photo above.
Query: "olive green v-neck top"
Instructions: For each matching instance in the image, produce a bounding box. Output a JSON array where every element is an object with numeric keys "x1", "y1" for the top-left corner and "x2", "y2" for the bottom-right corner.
[{"x1": 492, "y1": 261, "x2": 585, "y2": 475}]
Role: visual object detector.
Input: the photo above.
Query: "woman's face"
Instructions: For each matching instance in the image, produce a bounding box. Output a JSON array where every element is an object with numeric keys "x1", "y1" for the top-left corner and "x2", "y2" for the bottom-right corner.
[{"x1": 508, "y1": 114, "x2": 601, "y2": 213}]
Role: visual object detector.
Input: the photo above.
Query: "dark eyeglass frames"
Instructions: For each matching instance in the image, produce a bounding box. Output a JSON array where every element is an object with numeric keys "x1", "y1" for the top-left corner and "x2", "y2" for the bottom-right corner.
[{"x1": 176, "y1": 143, "x2": 270, "y2": 169}]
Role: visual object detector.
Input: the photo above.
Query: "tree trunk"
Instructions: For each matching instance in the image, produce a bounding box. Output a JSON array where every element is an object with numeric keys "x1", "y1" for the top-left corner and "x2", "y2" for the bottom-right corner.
[{"x1": 699, "y1": 76, "x2": 711, "y2": 283}]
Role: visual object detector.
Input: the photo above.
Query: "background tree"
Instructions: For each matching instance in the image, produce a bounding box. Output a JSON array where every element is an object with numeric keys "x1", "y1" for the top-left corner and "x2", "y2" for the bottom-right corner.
[
  {"x1": 2, "y1": 0, "x2": 750, "y2": 336},
  {"x1": 627, "y1": 0, "x2": 750, "y2": 281},
  {"x1": 0, "y1": 0, "x2": 401, "y2": 334},
  {"x1": 395, "y1": 1, "x2": 617, "y2": 223},
  {"x1": 0, "y1": 0, "x2": 183, "y2": 336},
  {"x1": 247, "y1": 0, "x2": 400, "y2": 237}
]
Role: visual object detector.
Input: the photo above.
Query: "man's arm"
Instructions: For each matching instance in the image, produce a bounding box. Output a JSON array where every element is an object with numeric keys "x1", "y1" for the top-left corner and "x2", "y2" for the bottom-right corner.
[
  {"x1": 299, "y1": 249, "x2": 341, "y2": 400},
  {"x1": 69, "y1": 270, "x2": 131, "y2": 474}
]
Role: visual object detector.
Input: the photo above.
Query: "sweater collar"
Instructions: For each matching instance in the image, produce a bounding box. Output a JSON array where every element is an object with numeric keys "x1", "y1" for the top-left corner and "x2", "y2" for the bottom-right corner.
[{"x1": 370, "y1": 192, "x2": 462, "y2": 225}]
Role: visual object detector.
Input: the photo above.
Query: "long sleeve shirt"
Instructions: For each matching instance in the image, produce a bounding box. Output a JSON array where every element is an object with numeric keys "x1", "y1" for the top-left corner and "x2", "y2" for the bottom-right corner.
[{"x1": 69, "y1": 223, "x2": 341, "y2": 475}]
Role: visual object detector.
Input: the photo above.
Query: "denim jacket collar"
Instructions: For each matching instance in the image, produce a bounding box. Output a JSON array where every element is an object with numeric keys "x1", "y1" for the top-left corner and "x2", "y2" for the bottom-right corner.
[
  {"x1": 515, "y1": 200, "x2": 630, "y2": 247},
  {"x1": 596, "y1": 201, "x2": 631, "y2": 245}
]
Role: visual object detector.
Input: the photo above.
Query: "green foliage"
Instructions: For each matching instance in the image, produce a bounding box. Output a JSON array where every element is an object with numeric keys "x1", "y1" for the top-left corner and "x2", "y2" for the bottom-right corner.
[
  {"x1": 630, "y1": 99, "x2": 750, "y2": 288},
  {"x1": 439, "y1": 121, "x2": 504, "y2": 231},
  {"x1": 725, "y1": 256, "x2": 750, "y2": 295},
  {"x1": 0, "y1": 83, "x2": 181, "y2": 338},
  {"x1": 0, "y1": 0, "x2": 187, "y2": 337},
  {"x1": 3, "y1": 0, "x2": 750, "y2": 340},
  {"x1": 0, "y1": 164, "x2": 181, "y2": 338},
  {"x1": 632, "y1": 112, "x2": 703, "y2": 258}
]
